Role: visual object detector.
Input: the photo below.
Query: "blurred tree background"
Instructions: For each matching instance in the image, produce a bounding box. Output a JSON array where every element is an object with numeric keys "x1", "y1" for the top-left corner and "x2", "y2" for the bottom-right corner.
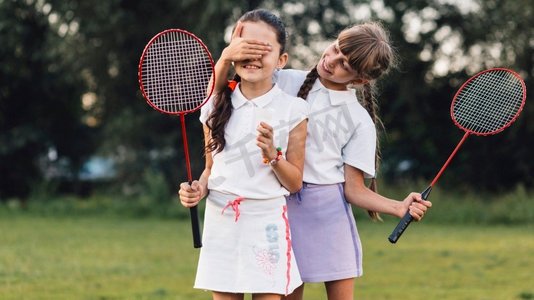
[{"x1": 1, "y1": 0, "x2": 532, "y2": 203}]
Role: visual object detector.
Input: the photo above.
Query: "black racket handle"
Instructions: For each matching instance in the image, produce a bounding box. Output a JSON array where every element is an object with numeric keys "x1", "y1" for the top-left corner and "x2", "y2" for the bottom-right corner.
[
  {"x1": 388, "y1": 211, "x2": 414, "y2": 244},
  {"x1": 190, "y1": 206, "x2": 202, "y2": 248},
  {"x1": 187, "y1": 180, "x2": 202, "y2": 248},
  {"x1": 388, "y1": 186, "x2": 432, "y2": 244}
]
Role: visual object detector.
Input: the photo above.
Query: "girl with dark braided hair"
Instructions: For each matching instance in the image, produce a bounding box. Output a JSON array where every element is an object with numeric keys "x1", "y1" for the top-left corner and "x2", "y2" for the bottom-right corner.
[
  {"x1": 209, "y1": 19, "x2": 432, "y2": 300},
  {"x1": 178, "y1": 9, "x2": 308, "y2": 299}
]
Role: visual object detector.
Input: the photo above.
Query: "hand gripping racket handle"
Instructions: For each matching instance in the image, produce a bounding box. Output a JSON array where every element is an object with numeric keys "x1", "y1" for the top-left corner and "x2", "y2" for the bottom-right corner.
[{"x1": 388, "y1": 186, "x2": 432, "y2": 243}]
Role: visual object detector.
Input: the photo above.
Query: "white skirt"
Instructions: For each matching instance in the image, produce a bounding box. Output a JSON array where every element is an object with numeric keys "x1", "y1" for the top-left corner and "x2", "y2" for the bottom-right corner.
[{"x1": 194, "y1": 190, "x2": 302, "y2": 295}]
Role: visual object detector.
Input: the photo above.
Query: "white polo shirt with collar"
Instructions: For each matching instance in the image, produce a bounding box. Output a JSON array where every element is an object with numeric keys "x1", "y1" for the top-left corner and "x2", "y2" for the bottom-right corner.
[
  {"x1": 274, "y1": 69, "x2": 377, "y2": 184},
  {"x1": 200, "y1": 83, "x2": 309, "y2": 199}
]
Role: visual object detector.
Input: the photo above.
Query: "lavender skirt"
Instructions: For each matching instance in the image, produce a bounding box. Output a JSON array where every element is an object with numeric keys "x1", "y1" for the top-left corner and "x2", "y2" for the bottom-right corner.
[{"x1": 286, "y1": 183, "x2": 363, "y2": 282}]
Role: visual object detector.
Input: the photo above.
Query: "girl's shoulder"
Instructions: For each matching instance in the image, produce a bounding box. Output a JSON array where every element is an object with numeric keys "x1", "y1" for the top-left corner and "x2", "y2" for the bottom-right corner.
[
  {"x1": 271, "y1": 85, "x2": 309, "y2": 115},
  {"x1": 273, "y1": 85, "x2": 309, "y2": 106},
  {"x1": 274, "y1": 68, "x2": 308, "y2": 80},
  {"x1": 271, "y1": 87, "x2": 309, "y2": 130},
  {"x1": 273, "y1": 69, "x2": 309, "y2": 97}
]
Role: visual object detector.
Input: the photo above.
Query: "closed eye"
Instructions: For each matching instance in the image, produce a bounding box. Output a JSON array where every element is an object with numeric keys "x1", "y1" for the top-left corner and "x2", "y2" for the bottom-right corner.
[{"x1": 333, "y1": 44, "x2": 351, "y2": 70}]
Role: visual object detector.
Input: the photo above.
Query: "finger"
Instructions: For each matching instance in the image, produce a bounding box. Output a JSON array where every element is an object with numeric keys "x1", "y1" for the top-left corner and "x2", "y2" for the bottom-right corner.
[
  {"x1": 237, "y1": 53, "x2": 264, "y2": 62},
  {"x1": 232, "y1": 21, "x2": 244, "y2": 39},
  {"x1": 179, "y1": 190, "x2": 198, "y2": 200},
  {"x1": 409, "y1": 206, "x2": 424, "y2": 221},
  {"x1": 256, "y1": 129, "x2": 272, "y2": 140},
  {"x1": 179, "y1": 183, "x2": 199, "y2": 196},
  {"x1": 411, "y1": 200, "x2": 427, "y2": 209},
  {"x1": 257, "y1": 129, "x2": 272, "y2": 139},
  {"x1": 257, "y1": 123, "x2": 273, "y2": 136},
  {"x1": 259, "y1": 121, "x2": 273, "y2": 131},
  {"x1": 179, "y1": 182, "x2": 192, "y2": 192},
  {"x1": 256, "y1": 139, "x2": 269, "y2": 150},
  {"x1": 243, "y1": 41, "x2": 272, "y2": 50},
  {"x1": 412, "y1": 196, "x2": 432, "y2": 208},
  {"x1": 190, "y1": 181, "x2": 200, "y2": 192},
  {"x1": 180, "y1": 196, "x2": 195, "y2": 204},
  {"x1": 181, "y1": 199, "x2": 197, "y2": 208},
  {"x1": 409, "y1": 192, "x2": 423, "y2": 202},
  {"x1": 240, "y1": 50, "x2": 269, "y2": 58},
  {"x1": 180, "y1": 192, "x2": 200, "y2": 203}
]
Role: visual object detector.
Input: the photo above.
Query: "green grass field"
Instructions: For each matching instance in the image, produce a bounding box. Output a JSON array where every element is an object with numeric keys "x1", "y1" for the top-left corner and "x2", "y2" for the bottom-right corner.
[{"x1": 1, "y1": 214, "x2": 533, "y2": 300}]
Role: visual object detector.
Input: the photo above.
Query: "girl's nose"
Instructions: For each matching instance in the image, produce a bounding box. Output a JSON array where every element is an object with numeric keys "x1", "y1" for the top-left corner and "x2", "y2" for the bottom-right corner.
[
  {"x1": 328, "y1": 53, "x2": 343, "y2": 68},
  {"x1": 326, "y1": 58, "x2": 336, "y2": 69}
]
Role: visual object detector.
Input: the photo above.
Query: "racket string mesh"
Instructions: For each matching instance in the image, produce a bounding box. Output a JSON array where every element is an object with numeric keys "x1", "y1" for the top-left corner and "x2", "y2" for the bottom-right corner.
[
  {"x1": 452, "y1": 69, "x2": 525, "y2": 135},
  {"x1": 141, "y1": 31, "x2": 213, "y2": 113}
]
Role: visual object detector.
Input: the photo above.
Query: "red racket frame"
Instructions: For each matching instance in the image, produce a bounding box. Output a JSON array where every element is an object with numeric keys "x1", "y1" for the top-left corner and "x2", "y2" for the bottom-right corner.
[
  {"x1": 388, "y1": 68, "x2": 526, "y2": 244},
  {"x1": 138, "y1": 29, "x2": 216, "y2": 248}
]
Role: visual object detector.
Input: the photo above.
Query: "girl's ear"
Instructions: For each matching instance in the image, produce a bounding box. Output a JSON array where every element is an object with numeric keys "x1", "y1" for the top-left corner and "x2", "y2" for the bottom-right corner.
[
  {"x1": 277, "y1": 53, "x2": 289, "y2": 69},
  {"x1": 351, "y1": 78, "x2": 369, "y2": 86}
]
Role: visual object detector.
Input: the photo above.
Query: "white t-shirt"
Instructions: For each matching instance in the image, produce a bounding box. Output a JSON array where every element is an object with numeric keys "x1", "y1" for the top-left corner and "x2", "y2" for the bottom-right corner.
[
  {"x1": 200, "y1": 83, "x2": 309, "y2": 199},
  {"x1": 274, "y1": 69, "x2": 376, "y2": 184}
]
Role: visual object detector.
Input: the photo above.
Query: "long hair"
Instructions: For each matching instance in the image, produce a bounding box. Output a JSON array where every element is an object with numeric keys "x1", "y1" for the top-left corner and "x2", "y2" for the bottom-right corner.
[
  {"x1": 206, "y1": 9, "x2": 287, "y2": 154},
  {"x1": 297, "y1": 22, "x2": 396, "y2": 220}
]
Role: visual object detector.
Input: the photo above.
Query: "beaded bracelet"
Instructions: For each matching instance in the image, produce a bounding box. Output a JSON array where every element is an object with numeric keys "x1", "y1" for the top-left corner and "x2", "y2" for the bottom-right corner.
[{"x1": 263, "y1": 147, "x2": 283, "y2": 166}]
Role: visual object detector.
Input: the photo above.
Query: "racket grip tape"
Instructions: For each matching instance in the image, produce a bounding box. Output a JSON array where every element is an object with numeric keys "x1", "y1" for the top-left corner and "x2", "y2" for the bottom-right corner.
[
  {"x1": 388, "y1": 186, "x2": 432, "y2": 244},
  {"x1": 189, "y1": 206, "x2": 202, "y2": 248},
  {"x1": 388, "y1": 212, "x2": 413, "y2": 243}
]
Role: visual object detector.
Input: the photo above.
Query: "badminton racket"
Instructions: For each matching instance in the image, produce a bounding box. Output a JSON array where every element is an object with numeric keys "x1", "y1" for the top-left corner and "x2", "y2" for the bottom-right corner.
[
  {"x1": 388, "y1": 68, "x2": 527, "y2": 244},
  {"x1": 138, "y1": 29, "x2": 215, "y2": 248}
]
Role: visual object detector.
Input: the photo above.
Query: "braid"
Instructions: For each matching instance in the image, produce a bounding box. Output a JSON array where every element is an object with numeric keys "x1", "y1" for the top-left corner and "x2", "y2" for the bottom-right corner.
[
  {"x1": 206, "y1": 74, "x2": 241, "y2": 154},
  {"x1": 297, "y1": 66, "x2": 319, "y2": 100},
  {"x1": 359, "y1": 82, "x2": 384, "y2": 221}
]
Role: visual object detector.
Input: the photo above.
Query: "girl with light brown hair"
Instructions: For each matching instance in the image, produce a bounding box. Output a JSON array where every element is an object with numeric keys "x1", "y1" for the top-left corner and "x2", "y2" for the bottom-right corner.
[{"x1": 205, "y1": 19, "x2": 432, "y2": 300}]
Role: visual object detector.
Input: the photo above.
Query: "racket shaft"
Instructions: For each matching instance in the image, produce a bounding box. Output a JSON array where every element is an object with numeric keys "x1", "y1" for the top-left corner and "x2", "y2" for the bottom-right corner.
[{"x1": 388, "y1": 186, "x2": 432, "y2": 243}]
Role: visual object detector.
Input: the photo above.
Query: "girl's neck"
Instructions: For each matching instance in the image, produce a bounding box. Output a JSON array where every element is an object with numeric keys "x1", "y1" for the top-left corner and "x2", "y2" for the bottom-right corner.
[
  {"x1": 318, "y1": 77, "x2": 349, "y2": 91},
  {"x1": 239, "y1": 81, "x2": 274, "y2": 100}
]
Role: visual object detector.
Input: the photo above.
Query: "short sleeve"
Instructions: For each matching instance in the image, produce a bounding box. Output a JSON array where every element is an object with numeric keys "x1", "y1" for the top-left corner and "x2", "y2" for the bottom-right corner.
[
  {"x1": 342, "y1": 123, "x2": 377, "y2": 178},
  {"x1": 199, "y1": 95, "x2": 215, "y2": 125},
  {"x1": 273, "y1": 69, "x2": 308, "y2": 97},
  {"x1": 288, "y1": 96, "x2": 309, "y2": 130}
]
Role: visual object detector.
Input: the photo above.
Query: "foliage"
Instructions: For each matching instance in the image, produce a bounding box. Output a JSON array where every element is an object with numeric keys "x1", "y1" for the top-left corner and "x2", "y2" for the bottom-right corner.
[
  {"x1": 2, "y1": 181, "x2": 533, "y2": 226},
  {"x1": 0, "y1": 0, "x2": 93, "y2": 199},
  {"x1": 1, "y1": 0, "x2": 532, "y2": 200},
  {"x1": 257, "y1": 0, "x2": 534, "y2": 190}
]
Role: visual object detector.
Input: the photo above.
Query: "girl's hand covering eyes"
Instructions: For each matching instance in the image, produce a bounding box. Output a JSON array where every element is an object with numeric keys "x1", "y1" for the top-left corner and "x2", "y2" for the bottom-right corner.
[{"x1": 221, "y1": 21, "x2": 273, "y2": 64}]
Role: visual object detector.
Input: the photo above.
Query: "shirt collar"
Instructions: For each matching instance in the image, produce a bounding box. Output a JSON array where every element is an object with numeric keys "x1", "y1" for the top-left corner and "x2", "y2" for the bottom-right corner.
[
  {"x1": 231, "y1": 83, "x2": 280, "y2": 109},
  {"x1": 309, "y1": 79, "x2": 358, "y2": 106}
]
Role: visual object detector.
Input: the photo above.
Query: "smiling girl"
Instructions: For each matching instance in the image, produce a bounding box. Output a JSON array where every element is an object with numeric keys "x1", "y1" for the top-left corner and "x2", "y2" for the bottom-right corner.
[
  {"x1": 211, "y1": 21, "x2": 432, "y2": 300},
  {"x1": 178, "y1": 9, "x2": 308, "y2": 300}
]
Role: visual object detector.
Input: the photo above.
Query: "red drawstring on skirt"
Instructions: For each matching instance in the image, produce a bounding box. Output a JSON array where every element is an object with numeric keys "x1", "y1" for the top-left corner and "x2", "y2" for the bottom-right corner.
[
  {"x1": 282, "y1": 205, "x2": 292, "y2": 295},
  {"x1": 221, "y1": 196, "x2": 245, "y2": 222}
]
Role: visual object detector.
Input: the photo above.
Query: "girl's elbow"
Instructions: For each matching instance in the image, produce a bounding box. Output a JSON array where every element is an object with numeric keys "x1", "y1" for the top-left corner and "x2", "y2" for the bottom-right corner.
[
  {"x1": 287, "y1": 182, "x2": 303, "y2": 194},
  {"x1": 286, "y1": 176, "x2": 303, "y2": 193}
]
